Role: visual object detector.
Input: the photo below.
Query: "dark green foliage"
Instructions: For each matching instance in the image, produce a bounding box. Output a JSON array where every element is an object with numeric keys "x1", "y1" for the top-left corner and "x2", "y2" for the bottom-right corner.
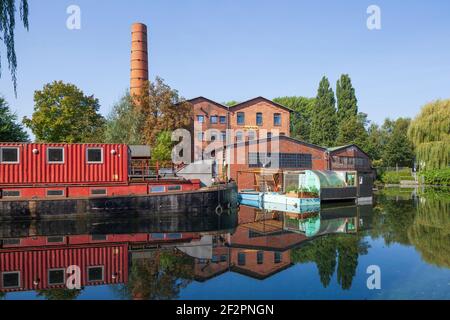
[
  {"x1": 310, "y1": 77, "x2": 337, "y2": 147},
  {"x1": 273, "y1": 96, "x2": 315, "y2": 142},
  {"x1": 336, "y1": 74, "x2": 358, "y2": 123},
  {"x1": 0, "y1": 95, "x2": 28, "y2": 141},
  {"x1": 0, "y1": 0, "x2": 29, "y2": 94},
  {"x1": 336, "y1": 113, "x2": 368, "y2": 150},
  {"x1": 365, "y1": 123, "x2": 383, "y2": 161},
  {"x1": 382, "y1": 118, "x2": 415, "y2": 167},
  {"x1": 380, "y1": 169, "x2": 414, "y2": 184},
  {"x1": 421, "y1": 169, "x2": 450, "y2": 186}
]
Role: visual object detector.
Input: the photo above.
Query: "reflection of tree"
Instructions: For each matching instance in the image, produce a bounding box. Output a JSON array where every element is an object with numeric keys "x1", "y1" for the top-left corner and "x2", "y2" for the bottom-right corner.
[
  {"x1": 407, "y1": 189, "x2": 450, "y2": 268},
  {"x1": 36, "y1": 288, "x2": 82, "y2": 300},
  {"x1": 291, "y1": 234, "x2": 368, "y2": 290},
  {"x1": 0, "y1": 292, "x2": 6, "y2": 300},
  {"x1": 118, "y1": 249, "x2": 195, "y2": 300}
]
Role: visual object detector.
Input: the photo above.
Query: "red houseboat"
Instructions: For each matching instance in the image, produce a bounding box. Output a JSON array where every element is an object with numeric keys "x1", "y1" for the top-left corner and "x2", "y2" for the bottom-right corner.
[{"x1": 0, "y1": 143, "x2": 200, "y2": 201}]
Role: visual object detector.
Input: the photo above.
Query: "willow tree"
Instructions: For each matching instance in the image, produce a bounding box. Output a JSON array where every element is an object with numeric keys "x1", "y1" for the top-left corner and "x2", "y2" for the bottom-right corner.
[
  {"x1": 0, "y1": 0, "x2": 29, "y2": 94},
  {"x1": 408, "y1": 100, "x2": 450, "y2": 170}
]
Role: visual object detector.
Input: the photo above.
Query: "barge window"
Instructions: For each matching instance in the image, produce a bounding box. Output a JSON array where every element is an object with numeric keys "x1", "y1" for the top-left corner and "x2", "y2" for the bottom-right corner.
[
  {"x1": 48, "y1": 269, "x2": 65, "y2": 285},
  {"x1": 47, "y1": 147, "x2": 64, "y2": 163},
  {"x1": 91, "y1": 189, "x2": 107, "y2": 196},
  {"x1": 2, "y1": 271, "x2": 20, "y2": 289},
  {"x1": 87, "y1": 148, "x2": 103, "y2": 163},
  {"x1": 88, "y1": 266, "x2": 104, "y2": 282},
  {"x1": 150, "y1": 186, "x2": 165, "y2": 193},
  {"x1": 167, "y1": 233, "x2": 182, "y2": 239},
  {"x1": 47, "y1": 236, "x2": 65, "y2": 243},
  {"x1": 151, "y1": 233, "x2": 165, "y2": 239},
  {"x1": 2, "y1": 238, "x2": 21, "y2": 246},
  {"x1": 91, "y1": 234, "x2": 107, "y2": 241},
  {"x1": 46, "y1": 190, "x2": 65, "y2": 197},
  {"x1": 167, "y1": 185, "x2": 181, "y2": 191},
  {"x1": 0, "y1": 147, "x2": 19, "y2": 164},
  {"x1": 1, "y1": 190, "x2": 21, "y2": 198}
]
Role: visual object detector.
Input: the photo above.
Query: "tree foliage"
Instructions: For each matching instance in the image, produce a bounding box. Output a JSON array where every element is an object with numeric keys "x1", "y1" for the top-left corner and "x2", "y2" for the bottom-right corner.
[
  {"x1": 0, "y1": 0, "x2": 29, "y2": 94},
  {"x1": 336, "y1": 113, "x2": 368, "y2": 150},
  {"x1": 151, "y1": 131, "x2": 173, "y2": 162},
  {"x1": 408, "y1": 99, "x2": 450, "y2": 170},
  {"x1": 336, "y1": 74, "x2": 358, "y2": 124},
  {"x1": 310, "y1": 76, "x2": 337, "y2": 147},
  {"x1": 273, "y1": 96, "x2": 315, "y2": 142},
  {"x1": 23, "y1": 81, "x2": 106, "y2": 143},
  {"x1": 382, "y1": 118, "x2": 415, "y2": 167},
  {"x1": 133, "y1": 77, "x2": 192, "y2": 147},
  {"x1": 0, "y1": 95, "x2": 28, "y2": 141},
  {"x1": 104, "y1": 93, "x2": 144, "y2": 144}
]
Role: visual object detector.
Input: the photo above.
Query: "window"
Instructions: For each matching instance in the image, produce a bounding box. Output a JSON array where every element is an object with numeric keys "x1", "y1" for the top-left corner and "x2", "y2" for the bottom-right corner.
[
  {"x1": 167, "y1": 233, "x2": 182, "y2": 239},
  {"x1": 48, "y1": 269, "x2": 65, "y2": 285},
  {"x1": 210, "y1": 116, "x2": 218, "y2": 124},
  {"x1": 248, "y1": 131, "x2": 256, "y2": 140},
  {"x1": 267, "y1": 132, "x2": 272, "y2": 139},
  {"x1": 86, "y1": 148, "x2": 103, "y2": 163},
  {"x1": 46, "y1": 190, "x2": 65, "y2": 197},
  {"x1": 257, "y1": 251, "x2": 264, "y2": 265},
  {"x1": 237, "y1": 253, "x2": 246, "y2": 266},
  {"x1": 91, "y1": 189, "x2": 107, "y2": 196},
  {"x1": 197, "y1": 132, "x2": 204, "y2": 142},
  {"x1": 220, "y1": 255, "x2": 228, "y2": 262},
  {"x1": 47, "y1": 147, "x2": 64, "y2": 163},
  {"x1": 1, "y1": 190, "x2": 20, "y2": 198},
  {"x1": 219, "y1": 116, "x2": 227, "y2": 124},
  {"x1": 274, "y1": 252, "x2": 282, "y2": 264},
  {"x1": 2, "y1": 238, "x2": 20, "y2": 246},
  {"x1": 248, "y1": 153, "x2": 312, "y2": 169},
  {"x1": 236, "y1": 132, "x2": 243, "y2": 142},
  {"x1": 237, "y1": 112, "x2": 245, "y2": 125},
  {"x1": 150, "y1": 186, "x2": 165, "y2": 193},
  {"x1": 197, "y1": 115, "x2": 205, "y2": 123},
  {"x1": 274, "y1": 113, "x2": 281, "y2": 126},
  {"x1": 2, "y1": 272, "x2": 20, "y2": 289},
  {"x1": 0, "y1": 147, "x2": 19, "y2": 164},
  {"x1": 151, "y1": 233, "x2": 165, "y2": 239},
  {"x1": 256, "y1": 113, "x2": 263, "y2": 126},
  {"x1": 91, "y1": 234, "x2": 107, "y2": 241},
  {"x1": 47, "y1": 236, "x2": 65, "y2": 243},
  {"x1": 88, "y1": 266, "x2": 104, "y2": 282},
  {"x1": 167, "y1": 185, "x2": 181, "y2": 191},
  {"x1": 221, "y1": 131, "x2": 227, "y2": 141}
]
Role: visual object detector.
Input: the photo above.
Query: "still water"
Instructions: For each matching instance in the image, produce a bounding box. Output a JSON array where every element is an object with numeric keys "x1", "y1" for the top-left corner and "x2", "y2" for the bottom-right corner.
[{"x1": 0, "y1": 187, "x2": 449, "y2": 300}]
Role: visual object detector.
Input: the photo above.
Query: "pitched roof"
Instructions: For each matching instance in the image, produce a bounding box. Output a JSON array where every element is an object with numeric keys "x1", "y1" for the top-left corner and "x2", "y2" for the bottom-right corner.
[
  {"x1": 327, "y1": 144, "x2": 371, "y2": 158},
  {"x1": 231, "y1": 96, "x2": 294, "y2": 113},
  {"x1": 187, "y1": 96, "x2": 230, "y2": 110}
]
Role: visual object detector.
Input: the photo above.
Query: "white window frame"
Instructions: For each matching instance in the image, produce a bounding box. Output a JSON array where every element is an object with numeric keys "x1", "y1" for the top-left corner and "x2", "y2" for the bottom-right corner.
[
  {"x1": 86, "y1": 147, "x2": 104, "y2": 164},
  {"x1": 0, "y1": 147, "x2": 20, "y2": 164},
  {"x1": 2, "y1": 271, "x2": 21, "y2": 289},
  {"x1": 48, "y1": 268, "x2": 66, "y2": 286},
  {"x1": 47, "y1": 147, "x2": 65, "y2": 164},
  {"x1": 87, "y1": 266, "x2": 104, "y2": 282}
]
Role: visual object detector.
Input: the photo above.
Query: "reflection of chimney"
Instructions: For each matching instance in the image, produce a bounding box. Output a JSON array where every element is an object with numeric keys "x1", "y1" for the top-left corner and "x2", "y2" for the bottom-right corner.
[{"x1": 130, "y1": 23, "x2": 149, "y2": 98}]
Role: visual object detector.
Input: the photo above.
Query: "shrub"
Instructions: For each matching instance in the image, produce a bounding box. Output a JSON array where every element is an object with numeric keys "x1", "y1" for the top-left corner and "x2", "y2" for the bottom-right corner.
[
  {"x1": 380, "y1": 169, "x2": 414, "y2": 184},
  {"x1": 421, "y1": 168, "x2": 450, "y2": 186}
]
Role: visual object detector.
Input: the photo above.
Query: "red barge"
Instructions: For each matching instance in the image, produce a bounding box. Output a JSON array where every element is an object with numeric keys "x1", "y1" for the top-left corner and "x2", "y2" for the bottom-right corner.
[{"x1": 0, "y1": 143, "x2": 237, "y2": 219}]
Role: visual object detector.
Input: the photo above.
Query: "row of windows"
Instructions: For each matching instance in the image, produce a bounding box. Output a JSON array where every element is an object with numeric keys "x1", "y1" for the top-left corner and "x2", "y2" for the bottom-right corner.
[
  {"x1": 248, "y1": 153, "x2": 313, "y2": 169},
  {"x1": 196, "y1": 113, "x2": 282, "y2": 126},
  {"x1": 237, "y1": 112, "x2": 281, "y2": 126},
  {"x1": 0, "y1": 189, "x2": 107, "y2": 198},
  {"x1": 333, "y1": 156, "x2": 369, "y2": 168},
  {"x1": 1, "y1": 267, "x2": 105, "y2": 289},
  {"x1": 237, "y1": 252, "x2": 282, "y2": 266},
  {"x1": 0, "y1": 147, "x2": 104, "y2": 164},
  {"x1": 196, "y1": 131, "x2": 284, "y2": 142}
]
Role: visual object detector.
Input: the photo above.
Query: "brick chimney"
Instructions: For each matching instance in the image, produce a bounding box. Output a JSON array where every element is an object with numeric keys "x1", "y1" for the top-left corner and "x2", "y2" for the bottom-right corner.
[{"x1": 130, "y1": 23, "x2": 149, "y2": 98}]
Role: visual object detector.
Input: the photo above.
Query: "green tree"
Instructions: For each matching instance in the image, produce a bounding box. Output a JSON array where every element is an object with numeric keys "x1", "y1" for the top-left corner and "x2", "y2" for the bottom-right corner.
[
  {"x1": 223, "y1": 101, "x2": 239, "y2": 107},
  {"x1": 23, "y1": 81, "x2": 106, "y2": 143},
  {"x1": 273, "y1": 96, "x2": 315, "y2": 142},
  {"x1": 104, "y1": 93, "x2": 144, "y2": 144},
  {"x1": 0, "y1": 96, "x2": 28, "y2": 141},
  {"x1": 310, "y1": 76, "x2": 337, "y2": 147},
  {"x1": 336, "y1": 74, "x2": 358, "y2": 124},
  {"x1": 335, "y1": 113, "x2": 368, "y2": 149},
  {"x1": 0, "y1": 0, "x2": 29, "y2": 94},
  {"x1": 36, "y1": 288, "x2": 82, "y2": 300},
  {"x1": 382, "y1": 118, "x2": 415, "y2": 167},
  {"x1": 408, "y1": 99, "x2": 450, "y2": 170},
  {"x1": 365, "y1": 123, "x2": 383, "y2": 162},
  {"x1": 151, "y1": 131, "x2": 173, "y2": 162}
]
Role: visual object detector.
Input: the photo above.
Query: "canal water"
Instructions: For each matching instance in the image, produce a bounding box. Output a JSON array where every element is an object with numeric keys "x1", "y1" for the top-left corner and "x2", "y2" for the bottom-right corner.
[{"x1": 1, "y1": 187, "x2": 449, "y2": 300}]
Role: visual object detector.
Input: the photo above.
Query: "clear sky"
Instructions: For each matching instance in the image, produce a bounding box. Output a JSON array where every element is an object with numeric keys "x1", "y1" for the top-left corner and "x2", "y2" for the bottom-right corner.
[{"x1": 1, "y1": 0, "x2": 449, "y2": 129}]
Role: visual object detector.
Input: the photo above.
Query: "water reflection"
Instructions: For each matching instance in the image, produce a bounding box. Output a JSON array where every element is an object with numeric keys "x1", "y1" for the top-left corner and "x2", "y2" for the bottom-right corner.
[{"x1": 0, "y1": 187, "x2": 449, "y2": 300}]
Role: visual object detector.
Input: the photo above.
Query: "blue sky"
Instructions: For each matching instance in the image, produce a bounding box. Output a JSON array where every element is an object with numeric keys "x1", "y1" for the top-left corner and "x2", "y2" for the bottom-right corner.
[{"x1": 1, "y1": 0, "x2": 449, "y2": 128}]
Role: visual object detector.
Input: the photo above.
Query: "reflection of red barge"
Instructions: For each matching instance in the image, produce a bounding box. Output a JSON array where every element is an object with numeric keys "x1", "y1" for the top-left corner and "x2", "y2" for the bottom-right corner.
[{"x1": 0, "y1": 143, "x2": 200, "y2": 200}]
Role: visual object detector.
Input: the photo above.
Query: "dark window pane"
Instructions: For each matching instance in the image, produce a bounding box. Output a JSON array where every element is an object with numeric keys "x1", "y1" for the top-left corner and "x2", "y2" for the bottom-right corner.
[
  {"x1": 47, "y1": 236, "x2": 64, "y2": 243},
  {"x1": 48, "y1": 148, "x2": 64, "y2": 163},
  {"x1": 256, "y1": 113, "x2": 263, "y2": 126},
  {"x1": 47, "y1": 190, "x2": 64, "y2": 196},
  {"x1": 248, "y1": 153, "x2": 312, "y2": 169},
  {"x1": 238, "y1": 253, "x2": 246, "y2": 266},
  {"x1": 167, "y1": 185, "x2": 181, "y2": 191},
  {"x1": 274, "y1": 113, "x2": 281, "y2": 126},
  {"x1": 91, "y1": 189, "x2": 107, "y2": 195},
  {"x1": 88, "y1": 267, "x2": 104, "y2": 282},
  {"x1": 210, "y1": 116, "x2": 218, "y2": 124},
  {"x1": 237, "y1": 112, "x2": 245, "y2": 125},
  {"x1": 48, "y1": 269, "x2": 65, "y2": 285},
  {"x1": 1, "y1": 148, "x2": 18, "y2": 163},
  {"x1": 91, "y1": 234, "x2": 107, "y2": 241},
  {"x1": 219, "y1": 116, "x2": 227, "y2": 124},
  {"x1": 257, "y1": 251, "x2": 264, "y2": 264},
  {"x1": 2, "y1": 272, "x2": 20, "y2": 288},
  {"x1": 87, "y1": 149, "x2": 102, "y2": 163},
  {"x1": 274, "y1": 252, "x2": 282, "y2": 264},
  {"x1": 2, "y1": 190, "x2": 20, "y2": 197},
  {"x1": 197, "y1": 115, "x2": 204, "y2": 123}
]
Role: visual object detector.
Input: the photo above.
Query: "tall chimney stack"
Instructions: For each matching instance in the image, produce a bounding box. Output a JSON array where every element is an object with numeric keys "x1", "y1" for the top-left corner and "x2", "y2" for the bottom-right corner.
[{"x1": 130, "y1": 23, "x2": 149, "y2": 98}]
